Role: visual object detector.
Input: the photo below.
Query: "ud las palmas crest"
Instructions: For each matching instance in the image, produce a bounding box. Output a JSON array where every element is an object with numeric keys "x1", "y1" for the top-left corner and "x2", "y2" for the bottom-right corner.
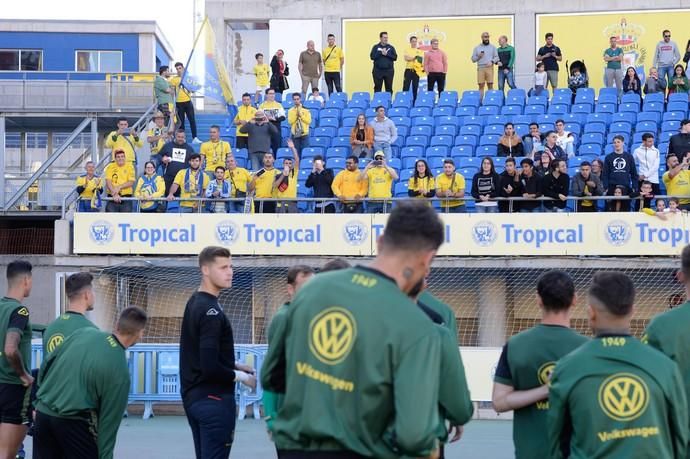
[{"x1": 603, "y1": 17, "x2": 647, "y2": 84}]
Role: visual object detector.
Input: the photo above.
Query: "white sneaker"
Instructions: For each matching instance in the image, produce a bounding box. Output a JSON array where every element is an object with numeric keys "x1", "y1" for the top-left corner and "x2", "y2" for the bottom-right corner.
[{"x1": 192, "y1": 137, "x2": 202, "y2": 144}]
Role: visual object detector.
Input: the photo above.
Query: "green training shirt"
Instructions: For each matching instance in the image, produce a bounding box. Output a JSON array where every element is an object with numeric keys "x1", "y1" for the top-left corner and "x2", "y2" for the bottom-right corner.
[
  {"x1": 548, "y1": 335, "x2": 688, "y2": 459},
  {"x1": 0, "y1": 297, "x2": 31, "y2": 385},
  {"x1": 263, "y1": 302, "x2": 289, "y2": 430},
  {"x1": 494, "y1": 324, "x2": 588, "y2": 459},
  {"x1": 261, "y1": 266, "x2": 442, "y2": 458},
  {"x1": 418, "y1": 291, "x2": 458, "y2": 343},
  {"x1": 43, "y1": 311, "x2": 97, "y2": 357},
  {"x1": 36, "y1": 328, "x2": 130, "y2": 459}
]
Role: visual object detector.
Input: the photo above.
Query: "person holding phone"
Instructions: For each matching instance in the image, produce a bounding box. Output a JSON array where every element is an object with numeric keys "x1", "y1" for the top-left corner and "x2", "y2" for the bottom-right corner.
[
  {"x1": 471, "y1": 32, "x2": 499, "y2": 99},
  {"x1": 273, "y1": 139, "x2": 300, "y2": 213},
  {"x1": 536, "y1": 33, "x2": 563, "y2": 90},
  {"x1": 305, "y1": 155, "x2": 335, "y2": 213},
  {"x1": 360, "y1": 151, "x2": 398, "y2": 214},
  {"x1": 249, "y1": 151, "x2": 280, "y2": 213}
]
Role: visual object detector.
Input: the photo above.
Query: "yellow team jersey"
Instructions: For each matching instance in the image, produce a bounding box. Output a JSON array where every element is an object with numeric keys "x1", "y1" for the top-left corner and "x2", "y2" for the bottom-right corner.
[
  {"x1": 173, "y1": 168, "x2": 210, "y2": 208},
  {"x1": 234, "y1": 105, "x2": 257, "y2": 137},
  {"x1": 287, "y1": 106, "x2": 312, "y2": 137},
  {"x1": 332, "y1": 169, "x2": 367, "y2": 199},
  {"x1": 254, "y1": 64, "x2": 270, "y2": 87},
  {"x1": 134, "y1": 174, "x2": 165, "y2": 210},
  {"x1": 200, "y1": 140, "x2": 231, "y2": 172},
  {"x1": 436, "y1": 172, "x2": 466, "y2": 207},
  {"x1": 104, "y1": 162, "x2": 136, "y2": 196},
  {"x1": 322, "y1": 46, "x2": 344, "y2": 72},
  {"x1": 407, "y1": 176, "x2": 436, "y2": 199},
  {"x1": 169, "y1": 75, "x2": 191, "y2": 103},
  {"x1": 225, "y1": 167, "x2": 252, "y2": 196},
  {"x1": 405, "y1": 47, "x2": 425, "y2": 76},
  {"x1": 275, "y1": 169, "x2": 298, "y2": 199},
  {"x1": 147, "y1": 127, "x2": 168, "y2": 154},
  {"x1": 105, "y1": 131, "x2": 143, "y2": 164},
  {"x1": 663, "y1": 170, "x2": 690, "y2": 205},
  {"x1": 254, "y1": 168, "x2": 280, "y2": 198},
  {"x1": 75, "y1": 175, "x2": 101, "y2": 199},
  {"x1": 367, "y1": 167, "x2": 393, "y2": 199}
]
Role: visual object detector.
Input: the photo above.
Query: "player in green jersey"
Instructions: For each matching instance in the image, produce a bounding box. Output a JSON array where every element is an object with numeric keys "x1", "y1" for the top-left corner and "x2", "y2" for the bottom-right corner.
[
  {"x1": 548, "y1": 272, "x2": 688, "y2": 459},
  {"x1": 34, "y1": 306, "x2": 147, "y2": 459},
  {"x1": 261, "y1": 201, "x2": 445, "y2": 459},
  {"x1": 492, "y1": 270, "x2": 588, "y2": 459}
]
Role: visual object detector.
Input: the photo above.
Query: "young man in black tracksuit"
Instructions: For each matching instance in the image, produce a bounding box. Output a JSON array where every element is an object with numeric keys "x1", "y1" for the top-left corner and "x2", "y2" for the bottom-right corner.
[
  {"x1": 602, "y1": 135, "x2": 638, "y2": 212},
  {"x1": 499, "y1": 157, "x2": 523, "y2": 213},
  {"x1": 519, "y1": 158, "x2": 542, "y2": 213},
  {"x1": 542, "y1": 159, "x2": 570, "y2": 211},
  {"x1": 305, "y1": 156, "x2": 335, "y2": 213}
]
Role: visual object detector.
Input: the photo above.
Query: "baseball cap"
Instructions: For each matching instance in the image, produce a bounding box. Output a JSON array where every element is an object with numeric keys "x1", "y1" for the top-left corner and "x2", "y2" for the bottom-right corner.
[
  {"x1": 153, "y1": 111, "x2": 164, "y2": 119},
  {"x1": 374, "y1": 151, "x2": 385, "y2": 160}
]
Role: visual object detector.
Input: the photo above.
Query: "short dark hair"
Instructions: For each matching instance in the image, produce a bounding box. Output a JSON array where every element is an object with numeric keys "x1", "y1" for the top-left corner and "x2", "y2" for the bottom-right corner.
[
  {"x1": 545, "y1": 33, "x2": 554, "y2": 40},
  {"x1": 215, "y1": 166, "x2": 226, "y2": 173},
  {"x1": 175, "y1": 128, "x2": 186, "y2": 135},
  {"x1": 375, "y1": 105, "x2": 385, "y2": 112},
  {"x1": 159, "y1": 66, "x2": 169, "y2": 75},
  {"x1": 641, "y1": 133, "x2": 655, "y2": 141},
  {"x1": 380, "y1": 31, "x2": 388, "y2": 38},
  {"x1": 521, "y1": 158, "x2": 534, "y2": 167},
  {"x1": 287, "y1": 265, "x2": 315, "y2": 285},
  {"x1": 670, "y1": 197, "x2": 680, "y2": 204},
  {"x1": 210, "y1": 124, "x2": 220, "y2": 131},
  {"x1": 536, "y1": 62, "x2": 545, "y2": 70},
  {"x1": 265, "y1": 88, "x2": 275, "y2": 95},
  {"x1": 292, "y1": 93, "x2": 301, "y2": 100},
  {"x1": 588, "y1": 271, "x2": 635, "y2": 316},
  {"x1": 198, "y1": 246, "x2": 231, "y2": 268},
  {"x1": 555, "y1": 119, "x2": 565, "y2": 125},
  {"x1": 174, "y1": 62, "x2": 184, "y2": 68},
  {"x1": 189, "y1": 153, "x2": 201, "y2": 161},
  {"x1": 381, "y1": 201, "x2": 444, "y2": 252},
  {"x1": 7, "y1": 260, "x2": 32, "y2": 283},
  {"x1": 320, "y1": 259, "x2": 351, "y2": 273},
  {"x1": 65, "y1": 272, "x2": 94, "y2": 299},
  {"x1": 505, "y1": 157, "x2": 516, "y2": 165},
  {"x1": 663, "y1": 29, "x2": 671, "y2": 35},
  {"x1": 117, "y1": 117, "x2": 128, "y2": 124},
  {"x1": 144, "y1": 160, "x2": 156, "y2": 170},
  {"x1": 681, "y1": 244, "x2": 690, "y2": 278},
  {"x1": 409, "y1": 35, "x2": 417, "y2": 42},
  {"x1": 255, "y1": 53, "x2": 263, "y2": 59},
  {"x1": 613, "y1": 134, "x2": 625, "y2": 143},
  {"x1": 242, "y1": 92, "x2": 251, "y2": 99},
  {"x1": 640, "y1": 180, "x2": 653, "y2": 188},
  {"x1": 681, "y1": 119, "x2": 690, "y2": 127},
  {"x1": 313, "y1": 155, "x2": 323, "y2": 162},
  {"x1": 328, "y1": 34, "x2": 335, "y2": 39},
  {"x1": 117, "y1": 306, "x2": 148, "y2": 336},
  {"x1": 504, "y1": 122, "x2": 514, "y2": 128},
  {"x1": 580, "y1": 161, "x2": 591, "y2": 167},
  {"x1": 537, "y1": 270, "x2": 575, "y2": 312},
  {"x1": 550, "y1": 158, "x2": 563, "y2": 172},
  {"x1": 443, "y1": 158, "x2": 455, "y2": 166},
  {"x1": 529, "y1": 122, "x2": 539, "y2": 128},
  {"x1": 347, "y1": 155, "x2": 359, "y2": 163}
]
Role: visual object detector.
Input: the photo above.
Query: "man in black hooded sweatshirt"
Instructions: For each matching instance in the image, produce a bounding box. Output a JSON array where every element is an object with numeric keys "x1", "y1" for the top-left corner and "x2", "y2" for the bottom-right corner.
[{"x1": 542, "y1": 159, "x2": 570, "y2": 211}]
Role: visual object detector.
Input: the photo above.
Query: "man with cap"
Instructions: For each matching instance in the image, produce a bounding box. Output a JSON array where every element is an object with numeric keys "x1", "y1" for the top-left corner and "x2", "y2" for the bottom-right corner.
[
  {"x1": 668, "y1": 119, "x2": 690, "y2": 161},
  {"x1": 146, "y1": 111, "x2": 172, "y2": 166},
  {"x1": 239, "y1": 110, "x2": 278, "y2": 171},
  {"x1": 166, "y1": 152, "x2": 209, "y2": 213},
  {"x1": 360, "y1": 151, "x2": 398, "y2": 213}
]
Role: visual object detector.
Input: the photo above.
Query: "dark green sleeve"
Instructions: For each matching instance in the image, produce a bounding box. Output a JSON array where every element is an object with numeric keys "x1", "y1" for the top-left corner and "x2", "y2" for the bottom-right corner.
[
  {"x1": 508, "y1": 46, "x2": 515, "y2": 69},
  {"x1": 260, "y1": 313, "x2": 288, "y2": 393},
  {"x1": 267, "y1": 309, "x2": 287, "y2": 346},
  {"x1": 444, "y1": 308, "x2": 458, "y2": 345},
  {"x1": 437, "y1": 327, "x2": 473, "y2": 426},
  {"x1": 667, "y1": 364, "x2": 689, "y2": 459},
  {"x1": 547, "y1": 365, "x2": 569, "y2": 459},
  {"x1": 96, "y1": 360, "x2": 130, "y2": 459}
]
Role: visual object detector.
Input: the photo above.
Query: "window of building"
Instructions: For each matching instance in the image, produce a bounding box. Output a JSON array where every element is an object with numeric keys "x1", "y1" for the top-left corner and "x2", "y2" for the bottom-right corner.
[
  {"x1": 0, "y1": 50, "x2": 43, "y2": 71},
  {"x1": 75, "y1": 50, "x2": 122, "y2": 72}
]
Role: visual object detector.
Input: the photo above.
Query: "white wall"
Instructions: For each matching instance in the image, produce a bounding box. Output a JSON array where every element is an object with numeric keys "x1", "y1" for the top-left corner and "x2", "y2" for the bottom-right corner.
[
  {"x1": 225, "y1": 26, "x2": 270, "y2": 98},
  {"x1": 268, "y1": 20, "x2": 323, "y2": 94}
]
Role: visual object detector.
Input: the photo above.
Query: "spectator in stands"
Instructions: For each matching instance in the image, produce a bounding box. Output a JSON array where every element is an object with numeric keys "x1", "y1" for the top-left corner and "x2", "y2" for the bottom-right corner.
[
  {"x1": 603, "y1": 36, "x2": 624, "y2": 98},
  {"x1": 497, "y1": 122, "x2": 524, "y2": 157},
  {"x1": 171, "y1": 62, "x2": 200, "y2": 144},
  {"x1": 332, "y1": 156, "x2": 367, "y2": 213},
  {"x1": 159, "y1": 129, "x2": 195, "y2": 198},
  {"x1": 370, "y1": 31, "x2": 397, "y2": 94},
  {"x1": 350, "y1": 114, "x2": 374, "y2": 158},
  {"x1": 542, "y1": 159, "x2": 570, "y2": 212},
  {"x1": 322, "y1": 34, "x2": 344, "y2": 95},
  {"x1": 519, "y1": 158, "x2": 542, "y2": 213},
  {"x1": 532, "y1": 63, "x2": 547, "y2": 96},
  {"x1": 239, "y1": 110, "x2": 278, "y2": 171},
  {"x1": 436, "y1": 159, "x2": 466, "y2": 213},
  {"x1": 287, "y1": 93, "x2": 311, "y2": 157},
  {"x1": 536, "y1": 33, "x2": 563, "y2": 89},
  {"x1": 535, "y1": 151, "x2": 551, "y2": 176},
  {"x1": 662, "y1": 154, "x2": 690, "y2": 211},
  {"x1": 75, "y1": 161, "x2": 101, "y2": 212},
  {"x1": 497, "y1": 35, "x2": 516, "y2": 93},
  {"x1": 554, "y1": 120, "x2": 575, "y2": 158},
  {"x1": 306, "y1": 155, "x2": 335, "y2": 213},
  {"x1": 105, "y1": 117, "x2": 143, "y2": 166},
  {"x1": 424, "y1": 38, "x2": 448, "y2": 96},
  {"x1": 523, "y1": 123, "x2": 545, "y2": 158},
  {"x1": 233, "y1": 93, "x2": 257, "y2": 150},
  {"x1": 104, "y1": 150, "x2": 135, "y2": 213},
  {"x1": 471, "y1": 32, "x2": 499, "y2": 99},
  {"x1": 656, "y1": 198, "x2": 668, "y2": 212},
  {"x1": 669, "y1": 197, "x2": 681, "y2": 213},
  {"x1": 254, "y1": 53, "x2": 270, "y2": 102},
  {"x1": 471, "y1": 156, "x2": 500, "y2": 213},
  {"x1": 567, "y1": 66, "x2": 587, "y2": 102},
  {"x1": 669, "y1": 64, "x2": 689, "y2": 94},
  {"x1": 543, "y1": 131, "x2": 567, "y2": 163},
  {"x1": 571, "y1": 161, "x2": 603, "y2": 212},
  {"x1": 668, "y1": 119, "x2": 690, "y2": 160},
  {"x1": 639, "y1": 180, "x2": 656, "y2": 210},
  {"x1": 259, "y1": 88, "x2": 286, "y2": 154},
  {"x1": 403, "y1": 36, "x2": 424, "y2": 103},
  {"x1": 147, "y1": 111, "x2": 171, "y2": 166},
  {"x1": 200, "y1": 125, "x2": 231, "y2": 179},
  {"x1": 654, "y1": 30, "x2": 681, "y2": 85},
  {"x1": 307, "y1": 88, "x2": 324, "y2": 107},
  {"x1": 362, "y1": 151, "x2": 398, "y2": 213},
  {"x1": 249, "y1": 152, "x2": 279, "y2": 213},
  {"x1": 298, "y1": 41, "x2": 322, "y2": 95},
  {"x1": 166, "y1": 153, "x2": 209, "y2": 213},
  {"x1": 622, "y1": 66, "x2": 642, "y2": 101},
  {"x1": 274, "y1": 139, "x2": 300, "y2": 213},
  {"x1": 609, "y1": 185, "x2": 627, "y2": 212},
  {"x1": 499, "y1": 157, "x2": 523, "y2": 213},
  {"x1": 371, "y1": 106, "x2": 398, "y2": 158},
  {"x1": 225, "y1": 155, "x2": 251, "y2": 213},
  {"x1": 154, "y1": 66, "x2": 174, "y2": 125},
  {"x1": 591, "y1": 158, "x2": 604, "y2": 179},
  {"x1": 269, "y1": 50, "x2": 289, "y2": 94},
  {"x1": 134, "y1": 161, "x2": 165, "y2": 213},
  {"x1": 635, "y1": 133, "x2": 661, "y2": 195},
  {"x1": 408, "y1": 159, "x2": 435, "y2": 200},
  {"x1": 643, "y1": 67, "x2": 668, "y2": 95},
  {"x1": 603, "y1": 135, "x2": 638, "y2": 212},
  {"x1": 205, "y1": 166, "x2": 232, "y2": 213}
]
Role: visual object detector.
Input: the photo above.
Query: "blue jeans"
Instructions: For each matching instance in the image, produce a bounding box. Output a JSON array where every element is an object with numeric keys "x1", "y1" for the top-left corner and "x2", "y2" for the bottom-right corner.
[
  {"x1": 441, "y1": 204, "x2": 465, "y2": 213},
  {"x1": 291, "y1": 135, "x2": 309, "y2": 158},
  {"x1": 373, "y1": 142, "x2": 392, "y2": 159},
  {"x1": 77, "y1": 199, "x2": 98, "y2": 212},
  {"x1": 658, "y1": 65, "x2": 675, "y2": 85},
  {"x1": 367, "y1": 201, "x2": 387, "y2": 213},
  {"x1": 228, "y1": 200, "x2": 244, "y2": 213},
  {"x1": 520, "y1": 207, "x2": 542, "y2": 213},
  {"x1": 475, "y1": 204, "x2": 498, "y2": 213},
  {"x1": 498, "y1": 69, "x2": 516, "y2": 92},
  {"x1": 184, "y1": 394, "x2": 236, "y2": 459}
]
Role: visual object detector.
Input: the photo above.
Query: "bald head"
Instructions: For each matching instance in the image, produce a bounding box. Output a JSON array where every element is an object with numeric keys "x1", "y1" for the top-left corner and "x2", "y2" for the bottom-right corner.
[{"x1": 307, "y1": 41, "x2": 315, "y2": 51}]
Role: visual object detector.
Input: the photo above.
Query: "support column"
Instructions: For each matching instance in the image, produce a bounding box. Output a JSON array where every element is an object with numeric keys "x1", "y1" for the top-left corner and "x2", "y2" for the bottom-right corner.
[
  {"x1": 90, "y1": 117, "x2": 98, "y2": 163},
  {"x1": 477, "y1": 276, "x2": 507, "y2": 347},
  {"x1": 0, "y1": 116, "x2": 5, "y2": 210}
]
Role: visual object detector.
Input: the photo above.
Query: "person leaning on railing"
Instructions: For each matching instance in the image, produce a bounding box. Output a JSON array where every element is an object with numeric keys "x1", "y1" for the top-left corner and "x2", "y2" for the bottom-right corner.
[
  {"x1": 360, "y1": 151, "x2": 398, "y2": 214},
  {"x1": 166, "y1": 153, "x2": 209, "y2": 213},
  {"x1": 74, "y1": 160, "x2": 102, "y2": 212},
  {"x1": 435, "y1": 159, "x2": 466, "y2": 213},
  {"x1": 104, "y1": 150, "x2": 135, "y2": 213},
  {"x1": 134, "y1": 161, "x2": 165, "y2": 213},
  {"x1": 225, "y1": 155, "x2": 252, "y2": 213},
  {"x1": 332, "y1": 155, "x2": 368, "y2": 213}
]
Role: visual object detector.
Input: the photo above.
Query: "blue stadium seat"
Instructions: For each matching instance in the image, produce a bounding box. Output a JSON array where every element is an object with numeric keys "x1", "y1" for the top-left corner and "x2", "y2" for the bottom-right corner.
[
  {"x1": 401, "y1": 146, "x2": 424, "y2": 159},
  {"x1": 551, "y1": 94, "x2": 572, "y2": 106},
  {"x1": 547, "y1": 104, "x2": 569, "y2": 115},
  {"x1": 658, "y1": 131, "x2": 674, "y2": 143},
  {"x1": 405, "y1": 136, "x2": 428, "y2": 148},
  {"x1": 635, "y1": 121, "x2": 658, "y2": 134},
  {"x1": 342, "y1": 108, "x2": 364, "y2": 120},
  {"x1": 571, "y1": 103, "x2": 593, "y2": 114},
  {"x1": 410, "y1": 107, "x2": 432, "y2": 118},
  {"x1": 668, "y1": 92, "x2": 689, "y2": 104},
  {"x1": 527, "y1": 95, "x2": 548, "y2": 107},
  {"x1": 538, "y1": 123, "x2": 554, "y2": 133},
  {"x1": 426, "y1": 147, "x2": 449, "y2": 160},
  {"x1": 668, "y1": 101, "x2": 688, "y2": 113},
  {"x1": 578, "y1": 144, "x2": 602, "y2": 156},
  {"x1": 484, "y1": 125, "x2": 503, "y2": 135},
  {"x1": 299, "y1": 158, "x2": 314, "y2": 170},
  {"x1": 580, "y1": 133, "x2": 605, "y2": 146},
  {"x1": 451, "y1": 145, "x2": 474, "y2": 157},
  {"x1": 506, "y1": 88, "x2": 526, "y2": 105},
  {"x1": 637, "y1": 112, "x2": 660, "y2": 124},
  {"x1": 437, "y1": 116, "x2": 459, "y2": 128},
  {"x1": 326, "y1": 147, "x2": 349, "y2": 159},
  {"x1": 611, "y1": 112, "x2": 636, "y2": 125},
  {"x1": 455, "y1": 135, "x2": 478, "y2": 147},
  {"x1": 394, "y1": 182, "x2": 409, "y2": 197},
  {"x1": 430, "y1": 135, "x2": 453, "y2": 147},
  {"x1": 351, "y1": 91, "x2": 370, "y2": 101},
  {"x1": 609, "y1": 121, "x2": 632, "y2": 134},
  {"x1": 586, "y1": 113, "x2": 611, "y2": 126},
  {"x1": 399, "y1": 168, "x2": 414, "y2": 182},
  {"x1": 413, "y1": 117, "x2": 435, "y2": 128},
  {"x1": 303, "y1": 100, "x2": 322, "y2": 111},
  {"x1": 478, "y1": 105, "x2": 500, "y2": 116},
  {"x1": 663, "y1": 111, "x2": 686, "y2": 122},
  {"x1": 619, "y1": 103, "x2": 640, "y2": 114},
  {"x1": 428, "y1": 157, "x2": 446, "y2": 169},
  {"x1": 460, "y1": 125, "x2": 481, "y2": 136},
  {"x1": 313, "y1": 127, "x2": 336, "y2": 138},
  {"x1": 435, "y1": 125, "x2": 457, "y2": 136},
  {"x1": 438, "y1": 91, "x2": 458, "y2": 107},
  {"x1": 643, "y1": 101, "x2": 664, "y2": 114},
  {"x1": 524, "y1": 105, "x2": 546, "y2": 115},
  {"x1": 621, "y1": 93, "x2": 641, "y2": 105},
  {"x1": 387, "y1": 157, "x2": 401, "y2": 171},
  {"x1": 598, "y1": 87, "x2": 618, "y2": 98},
  {"x1": 433, "y1": 107, "x2": 455, "y2": 118},
  {"x1": 662, "y1": 120, "x2": 680, "y2": 133},
  {"x1": 485, "y1": 115, "x2": 508, "y2": 126},
  {"x1": 276, "y1": 147, "x2": 292, "y2": 161},
  {"x1": 331, "y1": 136, "x2": 351, "y2": 148},
  {"x1": 595, "y1": 103, "x2": 616, "y2": 114},
  {"x1": 462, "y1": 115, "x2": 484, "y2": 127},
  {"x1": 311, "y1": 136, "x2": 331, "y2": 149},
  {"x1": 501, "y1": 105, "x2": 523, "y2": 115},
  {"x1": 337, "y1": 127, "x2": 351, "y2": 137},
  {"x1": 411, "y1": 125, "x2": 433, "y2": 137},
  {"x1": 476, "y1": 145, "x2": 496, "y2": 156},
  {"x1": 514, "y1": 124, "x2": 529, "y2": 137},
  {"x1": 325, "y1": 99, "x2": 346, "y2": 109},
  {"x1": 458, "y1": 157, "x2": 481, "y2": 169},
  {"x1": 402, "y1": 157, "x2": 420, "y2": 169},
  {"x1": 301, "y1": 147, "x2": 324, "y2": 159},
  {"x1": 456, "y1": 106, "x2": 477, "y2": 117},
  {"x1": 644, "y1": 92, "x2": 664, "y2": 104},
  {"x1": 513, "y1": 115, "x2": 534, "y2": 125},
  {"x1": 565, "y1": 123, "x2": 582, "y2": 136}
]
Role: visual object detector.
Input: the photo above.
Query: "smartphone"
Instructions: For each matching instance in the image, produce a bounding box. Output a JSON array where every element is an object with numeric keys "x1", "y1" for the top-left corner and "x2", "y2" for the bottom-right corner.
[
  {"x1": 372, "y1": 160, "x2": 382, "y2": 166},
  {"x1": 256, "y1": 169, "x2": 266, "y2": 177}
]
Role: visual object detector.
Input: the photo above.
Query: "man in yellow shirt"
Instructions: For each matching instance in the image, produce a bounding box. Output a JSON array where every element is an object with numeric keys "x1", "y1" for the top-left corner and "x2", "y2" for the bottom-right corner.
[
  {"x1": 249, "y1": 152, "x2": 280, "y2": 213},
  {"x1": 146, "y1": 111, "x2": 172, "y2": 163},
  {"x1": 170, "y1": 62, "x2": 200, "y2": 143},
  {"x1": 105, "y1": 117, "x2": 143, "y2": 165},
  {"x1": 104, "y1": 150, "x2": 136, "y2": 212},
  {"x1": 75, "y1": 161, "x2": 102, "y2": 212},
  {"x1": 361, "y1": 151, "x2": 398, "y2": 213},
  {"x1": 225, "y1": 155, "x2": 252, "y2": 213},
  {"x1": 200, "y1": 125, "x2": 231, "y2": 177},
  {"x1": 332, "y1": 155, "x2": 368, "y2": 213},
  {"x1": 233, "y1": 93, "x2": 257, "y2": 150},
  {"x1": 287, "y1": 93, "x2": 312, "y2": 157},
  {"x1": 166, "y1": 153, "x2": 209, "y2": 213},
  {"x1": 274, "y1": 139, "x2": 301, "y2": 213},
  {"x1": 663, "y1": 155, "x2": 690, "y2": 210},
  {"x1": 436, "y1": 159, "x2": 466, "y2": 213},
  {"x1": 403, "y1": 36, "x2": 425, "y2": 103},
  {"x1": 254, "y1": 53, "x2": 270, "y2": 104},
  {"x1": 322, "y1": 33, "x2": 345, "y2": 95}
]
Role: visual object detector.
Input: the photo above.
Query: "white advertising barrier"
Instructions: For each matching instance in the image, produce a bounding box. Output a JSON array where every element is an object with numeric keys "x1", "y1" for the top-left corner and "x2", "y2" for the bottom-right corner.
[{"x1": 460, "y1": 347, "x2": 501, "y2": 402}]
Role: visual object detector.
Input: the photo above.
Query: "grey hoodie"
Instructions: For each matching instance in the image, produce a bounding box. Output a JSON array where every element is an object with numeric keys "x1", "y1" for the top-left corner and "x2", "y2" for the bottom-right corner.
[{"x1": 654, "y1": 40, "x2": 681, "y2": 67}]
